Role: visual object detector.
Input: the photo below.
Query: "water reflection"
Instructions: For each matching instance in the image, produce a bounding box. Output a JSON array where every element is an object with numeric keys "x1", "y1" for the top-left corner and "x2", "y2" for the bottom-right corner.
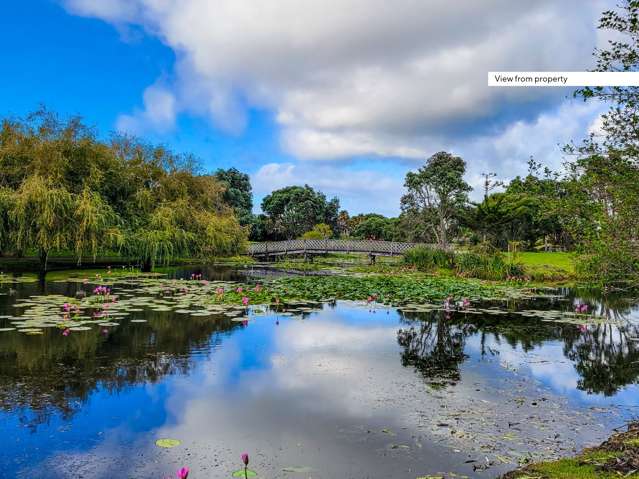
[
  {"x1": 397, "y1": 305, "x2": 639, "y2": 397},
  {"x1": 0, "y1": 312, "x2": 238, "y2": 429},
  {"x1": 0, "y1": 279, "x2": 638, "y2": 478}
]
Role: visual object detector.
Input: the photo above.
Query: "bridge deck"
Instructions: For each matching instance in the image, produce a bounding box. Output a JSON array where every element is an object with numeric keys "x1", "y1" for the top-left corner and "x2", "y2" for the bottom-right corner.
[{"x1": 247, "y1": 239, "x2": 427, "y2": 257}]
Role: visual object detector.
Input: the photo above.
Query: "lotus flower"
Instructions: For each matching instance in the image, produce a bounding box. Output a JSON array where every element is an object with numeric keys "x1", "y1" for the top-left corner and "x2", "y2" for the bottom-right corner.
[
  {"x1": 236, "y1": 287, "x2": 243, "y2": 293},
  {"x1": 176, "y1": 466, "x2": 189, "y2": 479},
  {"x1": 242, "y1": 296, "x2": 249, "y2": 307},
  {"x1": 62, "y1": 328, "x2": 70, "y2": 336}
]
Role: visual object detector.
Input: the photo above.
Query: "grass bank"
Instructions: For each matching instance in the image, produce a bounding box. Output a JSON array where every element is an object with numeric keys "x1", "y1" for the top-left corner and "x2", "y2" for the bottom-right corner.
[
  {"x1": 268, "y1": 251, "x2": 577, "y2": 283},
  {"x1": 501, "y1": 422, "x2": 639, "y2": 479}
]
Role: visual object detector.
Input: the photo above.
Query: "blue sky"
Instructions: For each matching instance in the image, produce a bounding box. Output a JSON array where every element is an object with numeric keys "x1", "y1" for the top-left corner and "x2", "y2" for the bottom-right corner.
[{"x1": 0, "y1": 0, "x2": 611, "y2": 215}]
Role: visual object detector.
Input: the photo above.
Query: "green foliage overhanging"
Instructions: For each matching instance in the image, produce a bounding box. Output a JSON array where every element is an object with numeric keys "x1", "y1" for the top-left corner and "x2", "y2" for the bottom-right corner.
[{"x1": 0, "y1": 109, "x2": 247, "y2": 271}]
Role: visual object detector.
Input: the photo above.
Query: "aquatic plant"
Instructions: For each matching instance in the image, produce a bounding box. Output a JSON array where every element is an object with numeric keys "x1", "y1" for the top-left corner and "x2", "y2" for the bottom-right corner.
[
  {"x1": 575, "y1": 303, "x2": 589, "y2": 314},
  {"x1": 403, "y1": 245, "x2": 455, "y2": 271},
  {"x1": 176, "y1": 466, "x2": 189, "y2": 479},
  {"x1": 242, "y1": 453, "x2": 249, "y2": 478},
  {"x1": 455, "y1": 251, "x2": 525, "y2": 281}
]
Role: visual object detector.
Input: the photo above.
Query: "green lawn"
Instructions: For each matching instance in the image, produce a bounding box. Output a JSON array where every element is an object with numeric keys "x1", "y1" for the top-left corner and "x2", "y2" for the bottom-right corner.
[{"x1": 508, "y1": 252, "x2": 576, "y2": 281}]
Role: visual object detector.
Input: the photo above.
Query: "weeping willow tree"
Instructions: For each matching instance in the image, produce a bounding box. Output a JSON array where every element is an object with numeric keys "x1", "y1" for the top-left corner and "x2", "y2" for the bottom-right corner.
[
  {"x1": 0, "y1": 187, "x2": 14, "y2": 256},
  {"x1": 74, "y1": 188, "x2": 123, "y2": 265},
  {"x1": 0, "y1": 109, "x2": 249, "y2": 271},
  {"x1": 11, "y1": 175, "x2": 74, "y2": 272},
  {"x1": 123, "y1": 199, "x2": 247, "y2": 271},
  {"x1": 124, "y1": 202, "x2": 196, "y2": 271}
]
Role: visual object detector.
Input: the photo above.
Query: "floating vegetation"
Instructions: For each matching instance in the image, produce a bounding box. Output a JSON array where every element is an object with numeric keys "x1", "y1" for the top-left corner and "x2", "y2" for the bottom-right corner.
[
  {"x1": 232, "y1": 470, "x2": 257, "y2": 478},
  {"x1": 155, "y1": 438, "x2": 181, "y2": 448}
]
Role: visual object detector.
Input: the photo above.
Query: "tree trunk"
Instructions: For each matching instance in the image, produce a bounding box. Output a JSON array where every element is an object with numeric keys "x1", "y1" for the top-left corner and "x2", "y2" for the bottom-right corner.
[
  {"x1": 439, "y1": 213, "x2": 448, "y2": 249},
  {"x1": 38, "y1": 249, "x2": 49, "y2": 280},
  {"x1": 141, "y1": 257, "x2": 153, "y2": 272}
]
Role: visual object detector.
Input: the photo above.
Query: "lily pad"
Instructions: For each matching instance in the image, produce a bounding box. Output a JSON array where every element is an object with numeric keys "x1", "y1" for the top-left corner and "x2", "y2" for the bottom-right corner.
[
  {"x1": 232, "y1": 469, "x2": 257, "y2": 478},
  {"x1": 155, "y1": 438, "x2": 181, "y2": 448},
  {"x1": 282, "y1": 466, "x2": 314, "y2": 473}
]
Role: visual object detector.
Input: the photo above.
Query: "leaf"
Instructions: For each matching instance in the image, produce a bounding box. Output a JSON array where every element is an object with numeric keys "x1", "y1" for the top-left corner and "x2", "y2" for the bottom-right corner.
[
  {"x1": 155, "y1": 438, "x2": 181, "y2": 448},
  {"x1": 232, "y1": 469, "x2": 257, "y2": 477},
  {"x1": 282, "y1": 466, "x2": 314, "y2": 473}
]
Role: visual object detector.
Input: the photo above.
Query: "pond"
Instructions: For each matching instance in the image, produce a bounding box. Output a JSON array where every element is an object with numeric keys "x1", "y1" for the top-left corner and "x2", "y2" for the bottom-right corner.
[{"x1": 0, "y1": 269, "x2": 637, "y2": 478}]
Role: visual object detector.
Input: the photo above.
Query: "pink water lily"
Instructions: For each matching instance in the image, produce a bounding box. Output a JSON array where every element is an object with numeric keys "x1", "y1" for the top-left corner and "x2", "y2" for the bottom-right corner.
[
  {"x1": 575, "y1": 303, "x2": 589, "y2": 314},
  {"x1": 236, "y1": 287, "x2": 243, "y2": 294},
  {"x1": 254, "y1": 284, "x2": 262, "y2": 292},
  {"x1": 241, "y1": 452, "x2": 249, "y2": 466},
  {"x1": 242, "y1": 296, "x2": 249, "y2": 307},
  {"x1": 62, "y1": 328, "x2": 70, "y2": 336},
  {"x1": 176, "y1": 466, "x2": 189, "y2": 479}
]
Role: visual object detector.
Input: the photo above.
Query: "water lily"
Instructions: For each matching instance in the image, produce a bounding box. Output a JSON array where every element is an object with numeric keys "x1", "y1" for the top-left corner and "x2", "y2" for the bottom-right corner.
[
  {"x1": 242, "y1": 296, "x2": 249, "y2": 307},
  {"x1": 575, "y1": 303, "x2": 589, "y2": 314},
  {"x1": 462, "y1": 298, "x2": 471, "y2": 309},
  {"x1": 254, "y1": 284, "x2": 262, "y2": 292},
  {"x1": 241, "y1": 452, "x2": 250, "y2": 478},
  {"x1": 236, "y1": 287, "x2": 243, "y2": 294},
  {"x1": 62, "y1": 328, "x2": 70, "y2": 336},
  {"x1": 176, "y1": 466, "x2": 189, "y2": 479}
]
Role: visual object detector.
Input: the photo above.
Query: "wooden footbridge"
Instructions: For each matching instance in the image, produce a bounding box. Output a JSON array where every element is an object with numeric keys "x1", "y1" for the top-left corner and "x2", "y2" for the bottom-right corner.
[{"x1": 247, "y1": 239, "x2": 426, "y2": 259}]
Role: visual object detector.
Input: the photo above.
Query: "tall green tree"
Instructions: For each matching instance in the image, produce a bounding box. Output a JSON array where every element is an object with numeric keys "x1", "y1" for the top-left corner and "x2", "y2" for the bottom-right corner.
[
  {"x1": 261, "y1": 185, "x2": 339, "y2": 240},
  {"x1": 214, "y1": 167, "x2": 253, "y2": 225},
  {"x1": 401, "y1": 152, "x2": 471, "y2": 248},
  {"x1": 576, "y1": 0, "x2": 639, "y2": 156}
]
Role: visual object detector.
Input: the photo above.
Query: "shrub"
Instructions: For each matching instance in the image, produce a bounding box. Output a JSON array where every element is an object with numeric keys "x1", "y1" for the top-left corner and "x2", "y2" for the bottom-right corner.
[
  {"x1": 455, "y1": 251, "x2": 524, "y2": 280},
  {"x1": 301, "y1": 223, "x2": 333, "y2": 240},
  {"x1": 403, "y1": 246, "x2": 454, "y2": 271}
]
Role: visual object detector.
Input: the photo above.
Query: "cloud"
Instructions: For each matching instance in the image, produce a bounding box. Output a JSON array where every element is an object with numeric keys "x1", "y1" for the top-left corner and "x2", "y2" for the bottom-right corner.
[
  {"x1": 252, "y1": 162, "x2": 405, "y2": 215},
  {"x1": 63, "y1": 0, "x2": 607, "y2": 160},
  {"x1": 115, "y1": 82, "x2": 177, "y2": 135},
  {"x1": 252, "y1": 99, "x2": 603, "y2": 213}
]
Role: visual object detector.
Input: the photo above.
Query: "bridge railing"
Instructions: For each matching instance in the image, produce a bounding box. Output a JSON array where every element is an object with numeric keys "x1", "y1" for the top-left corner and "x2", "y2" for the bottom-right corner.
[{"x1": 247, "y1": 239, "x2": 428, "y2": 256}]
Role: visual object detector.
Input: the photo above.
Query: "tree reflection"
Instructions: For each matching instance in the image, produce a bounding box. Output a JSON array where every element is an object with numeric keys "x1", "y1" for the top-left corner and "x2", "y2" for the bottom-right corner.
[
  {"x1": 0, "y1": 313, "x2": 238, "y2": 429},
  {"x1": 397, "y1": 311, "x2": 473, "y2": 388},
  {"x1": 397, "y1": 295, "x2": 639, "y2": 396}
]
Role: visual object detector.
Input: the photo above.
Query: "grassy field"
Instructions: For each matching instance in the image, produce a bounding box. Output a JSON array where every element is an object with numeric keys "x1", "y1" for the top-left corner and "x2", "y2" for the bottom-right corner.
[
  {"x1": 271, "y1": 251, "x2": 578, "y2": 282},
  {"x1": 514, "y1": 252, "x2": 576, "y2": 281}
]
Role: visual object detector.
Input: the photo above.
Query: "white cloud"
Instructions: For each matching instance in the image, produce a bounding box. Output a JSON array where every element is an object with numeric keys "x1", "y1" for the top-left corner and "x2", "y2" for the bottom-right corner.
[
  {"x1": 63, "y1": 0, "x2": 608, "y2": 160},
  {"x1": 252, "y1": 162, "x2": 405, "y2": 215},
  {"x1": 115, "y1": 82, "x2": 177, "y2": 135}
]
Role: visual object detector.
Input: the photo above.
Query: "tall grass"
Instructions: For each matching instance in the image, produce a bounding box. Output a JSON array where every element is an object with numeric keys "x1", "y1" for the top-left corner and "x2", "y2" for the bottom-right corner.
[
  {"x1": 455, "y1": 251, "x2": 524, "y2": 280},
  {"x1": 403, "y1": 246, "x2": 455, "y2": 271}
]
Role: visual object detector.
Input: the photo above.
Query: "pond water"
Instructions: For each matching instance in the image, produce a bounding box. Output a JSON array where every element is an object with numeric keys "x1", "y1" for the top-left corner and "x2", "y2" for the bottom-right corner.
[{"x1": 0, "y1": 269, "x2": 638, "y2": 478}]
